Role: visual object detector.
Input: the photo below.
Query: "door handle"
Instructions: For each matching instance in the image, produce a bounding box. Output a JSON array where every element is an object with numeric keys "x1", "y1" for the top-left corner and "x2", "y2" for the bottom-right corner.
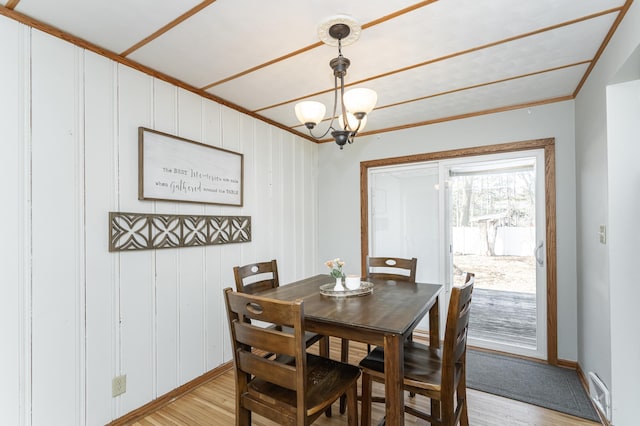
[{"x1": 535, "y1": 241, "x2": 544, "y2": 266}]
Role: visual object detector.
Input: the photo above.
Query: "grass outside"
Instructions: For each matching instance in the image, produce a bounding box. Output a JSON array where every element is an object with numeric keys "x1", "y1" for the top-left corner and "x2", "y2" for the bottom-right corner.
[{"x1": 453, "y1": 254, "x2": 536, "y2": 293}]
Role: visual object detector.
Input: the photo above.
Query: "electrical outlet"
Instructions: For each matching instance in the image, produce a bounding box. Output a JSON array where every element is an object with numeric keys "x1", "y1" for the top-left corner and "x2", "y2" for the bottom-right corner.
[{"x1": 112, "y1": 374, "x2": 126, "y2": 397}]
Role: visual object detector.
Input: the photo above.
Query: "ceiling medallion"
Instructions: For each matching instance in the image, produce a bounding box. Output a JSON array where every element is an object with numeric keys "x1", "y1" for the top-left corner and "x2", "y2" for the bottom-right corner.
[{"x1": 317, "y1": 14, "x2": 361, "y2": 47}]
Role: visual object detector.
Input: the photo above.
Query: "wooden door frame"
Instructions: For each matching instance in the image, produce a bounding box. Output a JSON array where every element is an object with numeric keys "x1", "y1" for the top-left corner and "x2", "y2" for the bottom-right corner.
[{"x1": 360, "y1": 138, "x2": 558, "y2": 364}]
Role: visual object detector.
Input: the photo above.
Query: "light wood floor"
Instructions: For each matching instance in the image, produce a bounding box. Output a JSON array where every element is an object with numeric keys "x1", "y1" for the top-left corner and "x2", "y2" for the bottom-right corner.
[{"x1": 131, "y1": 338, "x2": 601, "y2": 426}]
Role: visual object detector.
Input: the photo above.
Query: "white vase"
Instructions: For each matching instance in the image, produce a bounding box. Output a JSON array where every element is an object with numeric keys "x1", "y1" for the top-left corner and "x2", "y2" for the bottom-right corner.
[{"x1": 334, "y1": 277, "x2": 345, "y2": 291}]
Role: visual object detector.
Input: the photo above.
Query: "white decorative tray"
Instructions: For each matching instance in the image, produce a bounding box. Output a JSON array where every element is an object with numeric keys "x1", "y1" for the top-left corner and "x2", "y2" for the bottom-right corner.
[{"x1": 319, "y1": 281, "x2": 374, "y2": 297}]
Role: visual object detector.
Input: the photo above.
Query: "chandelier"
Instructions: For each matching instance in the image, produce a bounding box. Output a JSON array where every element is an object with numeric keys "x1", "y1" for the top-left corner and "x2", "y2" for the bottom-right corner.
[{"x1": 294, "y1": 16, "x2": 377, "y2": 149}]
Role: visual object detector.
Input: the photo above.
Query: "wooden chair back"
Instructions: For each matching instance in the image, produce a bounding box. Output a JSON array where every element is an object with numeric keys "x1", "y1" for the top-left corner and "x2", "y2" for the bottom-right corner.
[
  {"x1": 441, "y1": 272, "x2": 475, "y2": 400},
  {"x1": 233, "y1": 259, "x2": 327, "y2": 362},
  {"x1": 223, "y1": 287, "x2": 360, "y2": 425},
  {"x1": 366, "y1": 256, "x2": 417, "y2": 282},
  {"x1": 233, "y1": 259, "x2": 279, "y2": 294}
]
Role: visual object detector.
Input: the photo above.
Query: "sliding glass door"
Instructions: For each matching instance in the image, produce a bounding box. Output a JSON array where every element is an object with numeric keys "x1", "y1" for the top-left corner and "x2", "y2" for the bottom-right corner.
[{"x1": 368, "y1": 149, "x2": 547, "y2": 359}]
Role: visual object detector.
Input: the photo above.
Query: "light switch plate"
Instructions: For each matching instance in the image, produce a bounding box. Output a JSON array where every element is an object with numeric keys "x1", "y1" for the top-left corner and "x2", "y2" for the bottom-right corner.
[
  {"x1": 599, "y1": 225, "x2": 606, "y2": 244},
  {"x1": 112, "y1": 375, "x2": 126, "y2": 397}
]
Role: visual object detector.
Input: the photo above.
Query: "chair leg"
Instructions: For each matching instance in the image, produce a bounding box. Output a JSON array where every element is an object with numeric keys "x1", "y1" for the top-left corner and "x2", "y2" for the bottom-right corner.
[
  {"x1": 320, "y1": 336, "x2": 332, "y2": 417},
  {"x1": 341, "y1": 338, "x2": 350, "y2": 362},
  {"x1": 237, "y1": 405, "x2": 250, "y2": 426},
  {"x1": 361, "y1": 372, "x2": 372, "y2": 426},
  {"x1": 319, "y1": 335, "x2": 330, "y2": 357},
  {"x1": 431, "y1": 399, "x2": 440, "y2": 424},
  {"x1": 460, "y1": 401, "x2": 469, "y2": 426},
  {"x1": 441, "y1": 395, "x2": 456, "y2": 426},
  {"x1": 346, "y1": 382, "x2": 359, "y2": 426},
  {"x1": 407, "y1": 333, "x2": 415, "y2": 398},
  {"x1": 325, "y1": 404, "x2": 332, "y2": 418},
  {"x1": 458, "y1": 380, "x2": 469, "y2": 426},
  {"x1": 339, "y1": 338, "x2": 349, "y2": 414},
  {"x1": 458, "y1": 365, "x2": 469, "y2": 426}
]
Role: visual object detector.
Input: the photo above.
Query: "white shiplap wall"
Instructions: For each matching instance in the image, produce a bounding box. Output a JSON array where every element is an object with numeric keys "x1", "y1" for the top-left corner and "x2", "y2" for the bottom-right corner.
[
  {"x1": 0, "y1": 15, "x2": 318, "y2": 426},
  {"x1": 0, "y1": 16, "x2": 31, "y2": 426}
]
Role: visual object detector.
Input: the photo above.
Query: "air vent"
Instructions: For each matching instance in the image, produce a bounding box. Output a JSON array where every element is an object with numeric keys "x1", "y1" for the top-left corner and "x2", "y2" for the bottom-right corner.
[{"x1": 588, "y1": 372, "x2": 610, "y2": 421}]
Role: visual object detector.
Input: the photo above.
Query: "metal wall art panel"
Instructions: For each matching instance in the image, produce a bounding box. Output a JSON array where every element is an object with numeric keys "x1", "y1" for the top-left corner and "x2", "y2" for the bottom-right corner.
[{"x1": 109, "y1": 212, "x2": 251, "y2": 252}]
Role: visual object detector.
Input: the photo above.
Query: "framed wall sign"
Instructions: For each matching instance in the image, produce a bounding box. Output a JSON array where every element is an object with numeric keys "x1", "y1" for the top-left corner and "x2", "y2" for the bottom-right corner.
[{"x1": 138, "y1": 127, "x2": 243, "y2": 206}]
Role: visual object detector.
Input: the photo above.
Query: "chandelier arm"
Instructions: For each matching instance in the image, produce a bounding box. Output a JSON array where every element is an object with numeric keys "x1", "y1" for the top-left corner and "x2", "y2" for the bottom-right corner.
[
  {"x1": 304, "y1": 75, "x2": 340, "y2": 139},
  {"x1": 306, "y1": 126, "x2": 333, "y2": 140},
  {"x1": 340, "y1": 70, "x2": 362, "y2": 145},
  {"x1": 345, "y1": 119, "x2": 360, "y2": 145},
  {"x1": 351, "y1": 117, "x2": 363, "y2": 135}
]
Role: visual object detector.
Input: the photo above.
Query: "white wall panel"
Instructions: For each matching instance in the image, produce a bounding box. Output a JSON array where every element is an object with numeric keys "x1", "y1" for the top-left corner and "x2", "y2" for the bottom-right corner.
[
  {"x1": 216, "y1": 104, "x2": 244, "y2": 358},
  {"x1": 31, "y1": 30, "x2": 84, "y2": 425},
  {"x1": 293, "y1": 139, "x2": 305, "y2": 279},
  {"x1": 176, "y1": 89, "x2": 206, "y2": 384},
  {"x1": 271, "y1": 130, "x2": 286, "y2": 277},
  {"x1": 151, "y1": 79, "x2": 179, "y2": 397},
  {"x1": 607, "y1": 78, "x2": 640, "y2": 426},
  {"x1": 84, "y1": 50, "x2": 117, "y2": 425},
  {"x1": 116, "y1": 65, "x2": 155, "y2": 414},
  {"x1": 219, "y1": 106, "x2": 242, "y2": 362},
  {"x1": 280, "y1": 136, "x2": 296, "y2": 284},
  {"x1": 0, "y1": 16, "x2": 29, "y2": 426},
  {"x1": 303, "y1": 141, "x2": 318, "y2": 276},
  {"x1": 238, "y1": 114, "x2": 256, "y2": 266},
  {"x1": 201, "y1": 99, "x2": 225, "y2": 368},
  {"x1": 253, "y1": 121, "x2": 274, "y2": 262}
]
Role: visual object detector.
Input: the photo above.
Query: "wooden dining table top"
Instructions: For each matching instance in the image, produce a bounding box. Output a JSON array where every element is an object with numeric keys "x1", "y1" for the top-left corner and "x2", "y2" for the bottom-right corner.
[{"x1": 258, "y1": 274, "x2": 442, "y2": 344}]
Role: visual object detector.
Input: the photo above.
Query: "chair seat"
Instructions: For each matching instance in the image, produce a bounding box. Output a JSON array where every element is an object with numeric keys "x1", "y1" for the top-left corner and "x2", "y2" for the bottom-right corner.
[
  {"x1": 359, "y1": 341, "x2": 444, "y2": 393},
  {"x1": 246, "y1": 353, "x2": 361, "y2": 417}
]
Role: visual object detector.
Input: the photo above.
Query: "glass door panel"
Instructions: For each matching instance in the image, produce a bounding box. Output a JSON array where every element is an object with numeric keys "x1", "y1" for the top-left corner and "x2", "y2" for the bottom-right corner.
[
  {"x1": 445, "y1": 150, "x2": 546, "y2": 359},
  {"x1": 369, "y1": 163, "x2": 442, "y2": 331}
]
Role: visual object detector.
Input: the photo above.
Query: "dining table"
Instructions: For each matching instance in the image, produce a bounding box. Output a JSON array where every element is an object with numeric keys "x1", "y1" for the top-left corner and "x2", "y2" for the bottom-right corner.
[{"x1": 257, "y1": 274, "x2": 442, "y2": 426}]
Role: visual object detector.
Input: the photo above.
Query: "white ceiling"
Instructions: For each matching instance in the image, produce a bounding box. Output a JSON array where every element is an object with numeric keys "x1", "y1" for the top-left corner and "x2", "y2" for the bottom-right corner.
[{"x1": 2, "y1": 0, "x2": 632, "y2": 143}]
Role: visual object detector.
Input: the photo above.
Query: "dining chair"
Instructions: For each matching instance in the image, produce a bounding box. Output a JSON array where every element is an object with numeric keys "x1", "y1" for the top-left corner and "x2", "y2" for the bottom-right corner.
[
  {"x1": 233, "y1": 259, "x2": 280, "y2": 294},
  {"x1": 359, "y1": 272, "x2": 475, "y2": 426},
  {"x1": 233, "y1": 260, "x2": 328, "y2": 353},
  {"x1": 366, "y1": 256, "x2": 418, "y2": 282},
  {"x1": 233, "y1": 259, "x2": 333, "y2": 418},
  {"x1": 365, "y1": 257, "x2": 418, "y2": 342},
  {"x1": 223, "y1": 287, "x2": 361, "y2": 426},
  {"x1": 337, "y1": 256, "x2": 419, "y2": 413}
]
